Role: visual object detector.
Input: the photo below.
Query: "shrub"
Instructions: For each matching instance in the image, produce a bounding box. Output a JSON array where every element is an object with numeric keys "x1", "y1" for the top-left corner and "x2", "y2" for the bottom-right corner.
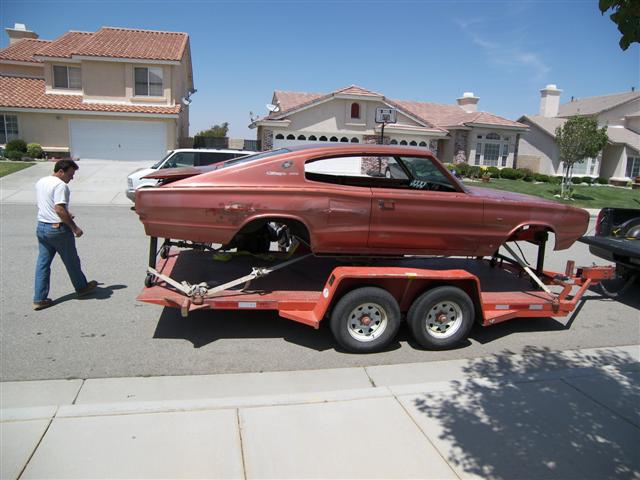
[
  {"x1": 454, "y1": 162, "x2": 470, "y2": 177},
  {"x1": 5, "y1": 150, "x2": 24, "y2": 160},
  {"x1": 5, "y1": 139, "x2": 27, "y2": 153},
  {"x1": 499, "y1": 167, "x2": 521, "y2": 180},
  {"x1": 26, "y1": 143, "x2": 44, "y2": 159},
  {"x1": 467, "y1": 166, "x2": 483, "y2": 179},
  {"x1": 549, "y1": 176, "x2": 562, "y2": 184},
  {"x1": 520, "y1": 168, "x2": 534, "y2": 182},
  {"x1": 533, "y1": 173, "x2": 550, "y2": 182},
  {"x1": 596, "y1": 177, "x2": 609, "y2": 185},
  {"x1": 575, "y1": 176, "x2": 593, "y2": 185},
  {"x1": 486, "y1": 166, "x2": 500, "y2": 178}
]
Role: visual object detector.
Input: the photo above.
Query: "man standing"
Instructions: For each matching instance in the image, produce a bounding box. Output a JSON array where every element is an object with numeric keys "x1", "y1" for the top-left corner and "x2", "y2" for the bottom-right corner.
[{"x1": 33, "y1": 160, "x2": 97, "y2": 310}]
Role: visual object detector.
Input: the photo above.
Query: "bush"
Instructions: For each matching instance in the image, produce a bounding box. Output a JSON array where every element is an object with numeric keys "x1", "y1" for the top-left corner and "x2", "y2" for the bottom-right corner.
[
  {"x1": 499, "y1": 167, "x2": 521, "y2": 180},
  {"x1": 5, "y1": 150, "x2": 24, "y2": 160},
  {"x1": 596, "y1": 177, "x2": 609, "y2": 185},
  {"x1": 533, "y1": 173, "x2": 550, "y2": 182},
  {"x1": 26, "y1": 143, "x2": 44, "y2": 159},
  {"x1": 574, "y1": 176, "x2": 593, "y2": 185},
  {"x1": 486, "y1": 166, "x2": 500, "y2": 178},
  {"x1": 520, "y1": 168, "x2": 534, "y2": 182},
  {"x1": 467, "y1": 166, "x2": 483, "y2": 179},
  {"x1": 5, "y1": 139, "x2": 27, "y2": 153},
  {"x1": 549, "y1": 176, "x2": 562, "y2": 184},
  {"x1": 454, "y1": 162, "x2": 470, "y2": 177}
]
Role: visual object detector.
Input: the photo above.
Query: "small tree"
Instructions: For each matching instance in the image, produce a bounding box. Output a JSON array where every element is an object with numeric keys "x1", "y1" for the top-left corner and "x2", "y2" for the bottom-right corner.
[
  {"x1": 599, "y1": 0, "x2": 640, "y2": 51},
  {"x1": 195, "y1": 122, "x2": 229, "y2": 137},
  {"x1": 555, "y1": 117, "x2": 608, "y2": 199}
]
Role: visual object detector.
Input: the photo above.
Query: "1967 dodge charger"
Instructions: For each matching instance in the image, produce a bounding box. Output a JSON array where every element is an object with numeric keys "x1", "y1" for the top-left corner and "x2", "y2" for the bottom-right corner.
[{"x1": 135, "y1": 145, "x2": 589, "y2": 256}]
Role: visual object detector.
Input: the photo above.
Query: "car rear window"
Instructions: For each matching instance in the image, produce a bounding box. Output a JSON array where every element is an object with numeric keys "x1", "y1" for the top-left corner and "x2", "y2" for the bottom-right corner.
[
  {"x1": 220, "y1": 148, "x2": 291, "y2": 169},
  {"x1": 199, "y1": 152, "x2": 247, "y2": 165}
]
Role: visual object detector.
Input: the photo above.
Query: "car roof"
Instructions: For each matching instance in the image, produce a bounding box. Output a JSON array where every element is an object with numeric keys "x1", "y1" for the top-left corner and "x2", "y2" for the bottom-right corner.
[
  {"x1": 171, "y1": 148, "x2": 257, "y2": 154},
  {"x1": 281, "y1": 143, "x2": 437, "y2": 155}
]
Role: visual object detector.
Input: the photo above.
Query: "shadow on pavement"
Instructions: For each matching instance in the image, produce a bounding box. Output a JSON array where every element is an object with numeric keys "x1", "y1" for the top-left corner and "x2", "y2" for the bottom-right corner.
[
  {"x1": 53, "y1": 283, "x2": 127, "y2": 305},
  {"x1": 410, "y1": 347, "x2": 640, "y2": 479},
  {"x1": 152, "y1": 307, "x2": 337, "y2": 351}
]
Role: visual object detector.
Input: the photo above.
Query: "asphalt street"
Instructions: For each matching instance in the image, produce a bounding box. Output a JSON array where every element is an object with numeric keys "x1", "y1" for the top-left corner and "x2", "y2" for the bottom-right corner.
[{"x1": 1, "y1": 203, "x2": 639, "y2": 381}]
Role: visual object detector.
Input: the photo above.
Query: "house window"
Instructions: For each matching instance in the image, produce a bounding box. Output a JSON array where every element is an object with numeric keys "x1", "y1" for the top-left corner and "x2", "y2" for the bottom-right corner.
[
  {"x1": 330, "y1": 136, "x2": 338, "y2": 142},
  {"x1": 626, "y1": 156, "x2": 640, "y2": 178},
  {"x1": 275, "y1": 134, "x2": 284, "y2": 140},
  {"x1": 53, "y1": 65, "x2": 81, "y2": 89},
  {"x1": 351, "y1": 137, "x2": 359, "y2": 143},
  {"x1": 134, "y1": 67, "x2": 163, "y2": 96},
  {"x1": 308, "y1": 135, "x2": 317, "y2": 141},
  {"x1": 286, "y1": 134, "x2": 295, "y2": 140},
  {"x1": 340, "y1": 137, "x2": 349, "y2": 142},
  {"x1": 475, "y1": 132, "x2": 511, "y2": 167},
  {"x1": 297, "y1": 135, "x2": 306, "y2": 140},
  {"x1": 390, "y1": 139, "x2": 398, "y2": 145},
  {"x1": 0, "y1": 114, "x2": 19, "y2": 143},
  {"x1": 350, "y1": 103, "x2": 360, "y2": 119},
  {"x1": 319, "y1": 136, "x2": 327, "y2": 141}
]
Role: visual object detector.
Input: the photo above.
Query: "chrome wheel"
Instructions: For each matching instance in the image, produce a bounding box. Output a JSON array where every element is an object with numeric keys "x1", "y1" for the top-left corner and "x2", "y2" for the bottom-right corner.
[
  {"x1": 424, "y1": 301, "x2": 463, "y2": 338},
  {"x1": 347, "y1": 302, "x2": 388, "y2": 342}
]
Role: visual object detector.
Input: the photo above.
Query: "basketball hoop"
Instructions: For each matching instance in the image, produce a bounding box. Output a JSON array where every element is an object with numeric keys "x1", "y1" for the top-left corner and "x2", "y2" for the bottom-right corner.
[{"x1": 375, "y1": 107, "x2": 397, "y2": 144}]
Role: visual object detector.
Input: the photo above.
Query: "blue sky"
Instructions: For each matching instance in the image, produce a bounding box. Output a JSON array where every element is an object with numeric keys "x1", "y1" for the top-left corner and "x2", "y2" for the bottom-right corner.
[{"x1": 2, "y1": 0, "x2": 638, "y2": 138}]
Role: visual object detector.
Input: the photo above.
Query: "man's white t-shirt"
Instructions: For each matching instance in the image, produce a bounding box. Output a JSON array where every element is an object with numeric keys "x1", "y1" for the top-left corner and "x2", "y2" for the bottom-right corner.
[{"x1": 36, "y1": 176, "x2": 69, "y2": 223}]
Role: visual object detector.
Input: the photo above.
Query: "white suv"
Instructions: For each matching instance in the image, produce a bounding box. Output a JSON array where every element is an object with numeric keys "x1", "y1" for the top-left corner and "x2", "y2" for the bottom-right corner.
[{"x1": 126, "y1": 148, "x2": 256, "y2": 201}]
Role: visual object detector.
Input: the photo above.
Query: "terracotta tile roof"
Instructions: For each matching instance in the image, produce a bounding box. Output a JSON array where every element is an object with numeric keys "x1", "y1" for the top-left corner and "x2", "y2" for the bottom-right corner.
[
  {"x1": 0, "y1": 75, "x2": 180, "y2": 114},
  {"x1": 35, "y1": 31, "x2": 94, "y2": 58},
  {"x1": 558, "y1": 91, "x2": 640, "y2": 117},
  {"x1": 266, "y1": 85, "x2": 525, "y2": 130},
  {"x1": 73, "y1": 27, "x2": 188, "y2": 61},
  {"x1": 0, "y1": 39, "x2": 51, "y2": 63}
]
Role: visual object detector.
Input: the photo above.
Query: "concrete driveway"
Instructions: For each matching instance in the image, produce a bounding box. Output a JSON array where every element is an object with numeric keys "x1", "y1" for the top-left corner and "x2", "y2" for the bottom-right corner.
[{"x1": 0, "y1": 160, "x2": 148, "y2": 205}]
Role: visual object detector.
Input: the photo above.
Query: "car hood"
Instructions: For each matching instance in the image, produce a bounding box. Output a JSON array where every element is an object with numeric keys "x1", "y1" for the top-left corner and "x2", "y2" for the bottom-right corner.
[
  {"x1": 465, "y1": 185, "x2": 562, "y2": 206},
  {"x1": 129, "y1": 167, "x2": 155, "y2": 180}
]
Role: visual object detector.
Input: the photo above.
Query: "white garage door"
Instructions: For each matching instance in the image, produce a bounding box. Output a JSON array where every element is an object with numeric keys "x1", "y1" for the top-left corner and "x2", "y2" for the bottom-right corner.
[{"x1": 69, "y1": 119, "x2": 168, "y2": 161}]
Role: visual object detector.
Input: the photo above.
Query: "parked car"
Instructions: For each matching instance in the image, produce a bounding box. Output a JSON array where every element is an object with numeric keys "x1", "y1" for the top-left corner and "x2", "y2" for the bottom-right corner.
[
  {"x1": 126, "y1": 148, "x2": 255, "y2": 201},
  {"x1": 134, "y1": 144, "x2": 589, "y2": 256}
]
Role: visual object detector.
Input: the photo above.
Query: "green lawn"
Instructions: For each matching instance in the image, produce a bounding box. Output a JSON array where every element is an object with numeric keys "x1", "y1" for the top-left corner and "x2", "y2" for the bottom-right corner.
[
  {"x1": 465, "y1": 178, "x2": 640, "y2": 209},
  {"x1": 0, "y1": 161, "x2": 35, "y2": 178}
]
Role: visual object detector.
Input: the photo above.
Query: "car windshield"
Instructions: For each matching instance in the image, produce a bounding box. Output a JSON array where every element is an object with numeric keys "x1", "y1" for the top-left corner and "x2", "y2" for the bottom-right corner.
[
  {"x1": 220, "y1": 148, "x2": 291, "y2": 169},
  {"x1": 152, "y1": 151, "x2": 174, "y2": 169}
]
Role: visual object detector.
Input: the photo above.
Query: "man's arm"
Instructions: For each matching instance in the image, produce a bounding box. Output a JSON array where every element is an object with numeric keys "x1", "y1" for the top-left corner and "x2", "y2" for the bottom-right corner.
[{"x1": 54, "y1": 203, "x2": 83, "y2": 237}]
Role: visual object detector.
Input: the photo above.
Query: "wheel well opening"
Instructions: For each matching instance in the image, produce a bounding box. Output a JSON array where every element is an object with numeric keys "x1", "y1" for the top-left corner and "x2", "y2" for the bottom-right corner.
[{"x1": 507, "y1": 225, "x2": 557, "y2": 250}]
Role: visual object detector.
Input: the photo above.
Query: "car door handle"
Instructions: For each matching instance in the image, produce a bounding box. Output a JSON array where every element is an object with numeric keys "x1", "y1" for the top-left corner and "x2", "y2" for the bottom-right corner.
[{"x1": 378, "y1": 199, "x2": 395, "y2": 210}]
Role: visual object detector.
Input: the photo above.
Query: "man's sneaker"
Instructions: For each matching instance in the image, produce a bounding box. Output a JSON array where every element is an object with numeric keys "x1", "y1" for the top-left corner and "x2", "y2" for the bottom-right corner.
[
  {"x1": 33, "y1": 299, "x2": 53, "y2": 310},
  {"x1": 77, "y1": 280, "x2": 98, "y2": 297}
]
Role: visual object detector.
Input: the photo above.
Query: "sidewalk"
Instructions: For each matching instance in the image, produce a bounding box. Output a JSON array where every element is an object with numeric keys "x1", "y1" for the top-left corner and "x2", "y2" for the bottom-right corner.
[{"x1": 2, "y1": 345, "x2": 638, "y2": 479}]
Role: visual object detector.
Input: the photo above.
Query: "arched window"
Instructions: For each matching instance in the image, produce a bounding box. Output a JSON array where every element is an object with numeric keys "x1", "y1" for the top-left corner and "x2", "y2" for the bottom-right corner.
[
  {"x1": 350, "y1": 137, "x2": 359, "y2": 143},
  {"x1": 330, "y1": 136, "x2": 338, "y2": 142},
  {"x1": 286, "y1": 134, "x2": 295, "y2": 140},
  {"x1": 390, "y1": 139, "x2": 398, "y2": 145},
  {"x1": 297, "y1": 135, "x2": 306, "y2": 140},
  {"x1": 319, "y1": 136, "x2": 328, "y2": 141},
  {"x1": 340, "y1": 137, "x2": 349, "y2": 142},
  {"x1": 308, "y1": 135, "x2": 317, "y2": 141},
  {"x1": 275, "y1": 134, "x2": 284, "y2": 140},
  {"x1": 486, "y1": 133, "x2": 500, "y2": 140},
  {"x1": 419, "y1": 141, "x2": 427, "y2": 147},
  {"x1": 400, "y1": 140, "x2": 408, "y2": 145},
  {"x1": 475, "y1": 132, "x2": 510, "y2": 167},
  {"x1": 350, "y1": 102, "x2": 360, "y2": 119},
  {"x1": 409, "y1": 141, "x2": 417, "y2": 146}
]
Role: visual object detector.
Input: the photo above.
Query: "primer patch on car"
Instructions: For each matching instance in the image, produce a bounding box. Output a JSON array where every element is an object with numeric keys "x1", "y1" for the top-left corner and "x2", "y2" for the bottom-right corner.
[{"x1": 282, "y1": 161, "x2": 293, "y2": 169}]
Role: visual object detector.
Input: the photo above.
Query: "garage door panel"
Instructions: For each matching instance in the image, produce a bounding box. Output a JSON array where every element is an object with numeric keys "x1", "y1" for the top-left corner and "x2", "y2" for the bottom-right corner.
[{"x1": 69, "y1": 119, "x2": 167, "y2": 161}]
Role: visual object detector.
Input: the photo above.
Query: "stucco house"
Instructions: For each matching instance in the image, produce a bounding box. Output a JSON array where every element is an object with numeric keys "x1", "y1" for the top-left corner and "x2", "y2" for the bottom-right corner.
[
  {"x1": 250, "y1": 85, "x2": 528, "y2": 167},
  {"x1": 0, "y1": 23, "x2": 194, "y2": 161},
  {"x1": 518, "y1": 85, "x2": 640, "y2": 182}
]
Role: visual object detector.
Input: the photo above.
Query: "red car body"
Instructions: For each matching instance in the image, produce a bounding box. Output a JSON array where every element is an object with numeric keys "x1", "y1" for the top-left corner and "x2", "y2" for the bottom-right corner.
[{"x1": 135, "y1": 145, "x2": 589, "y2": 256}]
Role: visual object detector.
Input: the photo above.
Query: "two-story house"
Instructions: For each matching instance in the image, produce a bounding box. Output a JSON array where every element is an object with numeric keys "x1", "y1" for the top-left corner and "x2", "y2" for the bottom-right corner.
[
  {"x1": 518, "y1": 85, "x2": 640, "y2": 183},
  {"x1": 250, "y1": 85, "x2": 528, "y2": 167},
  {"x1": 0, "y1": 24, "x2": 194, "y2": 161}
]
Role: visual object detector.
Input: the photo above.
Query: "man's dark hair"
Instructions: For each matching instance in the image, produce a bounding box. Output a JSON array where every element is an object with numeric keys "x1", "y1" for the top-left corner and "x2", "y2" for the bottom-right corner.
[{"x1": 54, "y1": 159, "x2": 79, "y2": 173}]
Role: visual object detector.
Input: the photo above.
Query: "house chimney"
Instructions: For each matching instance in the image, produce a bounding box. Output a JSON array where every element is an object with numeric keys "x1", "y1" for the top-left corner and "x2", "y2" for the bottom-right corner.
[
  {"x1": 5, "y1": 23, "x2": 39, "y2": 45},
  {"x1": 539, "y1": 84, "x2": 562, "y2": 118},
  {"x1": 456, "y1": 92, "x2": 479, "y2": 113}
]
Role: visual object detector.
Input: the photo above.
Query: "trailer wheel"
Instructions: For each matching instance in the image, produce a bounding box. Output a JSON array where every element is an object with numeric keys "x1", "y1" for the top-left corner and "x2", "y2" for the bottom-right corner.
[
  {"x1": 408, "y1": 286, "x2": 474, "y2": 350},
  {"x1": 330, "y1": 287, "x2": 401, "y2": 353},
  {"x1": 159, "y1": 244, "x2": 170, "y2": 259},
  {"x1": 144, "y1": 273, "x2": 155, "y2": 288}
]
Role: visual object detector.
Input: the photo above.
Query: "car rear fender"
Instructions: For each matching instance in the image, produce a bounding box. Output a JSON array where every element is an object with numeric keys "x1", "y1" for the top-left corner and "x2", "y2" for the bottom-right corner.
[
  {"x1": 506, "y1": 222, "x2": 557, "y2": 249},
  {"x1": 236, "y1": 215, "x2": 312, "y2": 244}
]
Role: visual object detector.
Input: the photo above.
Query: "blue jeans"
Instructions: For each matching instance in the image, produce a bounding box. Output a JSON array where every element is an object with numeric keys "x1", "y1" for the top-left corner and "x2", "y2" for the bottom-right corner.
[{"x1": 34, "y1": 222, "x2": 88, "y2": 302}]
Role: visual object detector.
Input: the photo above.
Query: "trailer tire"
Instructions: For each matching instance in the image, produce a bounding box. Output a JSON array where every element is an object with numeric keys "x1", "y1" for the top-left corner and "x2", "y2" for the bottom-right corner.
[
  {"x1": 330, "y1": 287, "x2": 401, "y2": 353},
  {"x1": 408, "y1": 286, "x2": 474, "y2": 350}
]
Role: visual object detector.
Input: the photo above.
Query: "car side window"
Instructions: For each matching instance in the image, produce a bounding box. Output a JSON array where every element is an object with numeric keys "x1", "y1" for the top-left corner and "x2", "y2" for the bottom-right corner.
[
  {"x1": 198, "y1": 152, "x2": 241, "y2": 166},
  {"x1": 399, "y1": 156, "x2": 457, "y2": 192},
  {"x1": 163, "y1": 152, "x2": 197, "y2": 168},
  {"x1": 305, "y1": 155, "x2": 409, "y2": 189}
]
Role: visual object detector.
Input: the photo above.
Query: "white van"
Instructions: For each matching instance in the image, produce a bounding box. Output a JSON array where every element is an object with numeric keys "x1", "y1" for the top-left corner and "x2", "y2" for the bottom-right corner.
[{"x1": 126, "y1": 148, "x2": 256, "y2": 201}]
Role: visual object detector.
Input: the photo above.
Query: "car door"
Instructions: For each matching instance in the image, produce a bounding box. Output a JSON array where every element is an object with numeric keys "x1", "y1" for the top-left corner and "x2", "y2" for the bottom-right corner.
[
  {"x1": 303, "y1": 155, "x2": 372, "y2": 253},
  {"x1": 368, "y1": 156, "x2": 485, "y2": 255}
]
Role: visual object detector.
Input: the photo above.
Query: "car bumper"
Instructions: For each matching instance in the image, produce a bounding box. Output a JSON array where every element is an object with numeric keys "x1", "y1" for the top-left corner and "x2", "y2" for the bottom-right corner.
[{"x1": 126, "y1": 189, "x2": 136, "y2": 202}]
